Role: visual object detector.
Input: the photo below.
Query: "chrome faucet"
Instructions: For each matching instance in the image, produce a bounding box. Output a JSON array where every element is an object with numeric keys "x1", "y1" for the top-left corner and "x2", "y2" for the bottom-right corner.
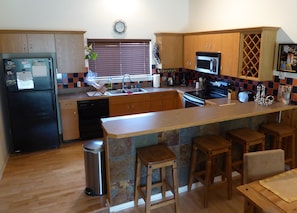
[{"x1": 122, "y1": 74, "x2": 132, "y2": 90}]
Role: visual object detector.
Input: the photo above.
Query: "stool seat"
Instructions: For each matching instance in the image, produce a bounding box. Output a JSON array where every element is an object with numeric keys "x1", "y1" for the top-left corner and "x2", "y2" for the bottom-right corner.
[
  {"x1": 135, "y1": 144, "x2": 179, "y2": 213},
  {"x1": 227, "y1": 128, "x2": 265, "y2": 183},
  {"x1": 137, "y1": 145, "x2": 176, "y2": 167},
  {"x1": 227, "y1": 128, "x2": 265, "y2": 145},
  {"x1": 260, "y1": 123, "x2": 295, "y2": 169},
  {"x1": 188, "y1": 135, "x2": 232, "y2": 208}
]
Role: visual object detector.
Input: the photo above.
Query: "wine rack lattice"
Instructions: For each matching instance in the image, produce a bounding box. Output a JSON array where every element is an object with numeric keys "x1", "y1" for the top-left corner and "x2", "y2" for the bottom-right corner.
[{"x1": 241, "y1": 33, "x2": 261, "y2": 78}]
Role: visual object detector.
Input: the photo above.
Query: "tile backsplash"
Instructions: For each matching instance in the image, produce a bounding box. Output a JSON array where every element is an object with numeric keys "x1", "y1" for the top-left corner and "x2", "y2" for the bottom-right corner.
[{"x1": 57, "y1": 69, "x2": 297, "y2": 105}]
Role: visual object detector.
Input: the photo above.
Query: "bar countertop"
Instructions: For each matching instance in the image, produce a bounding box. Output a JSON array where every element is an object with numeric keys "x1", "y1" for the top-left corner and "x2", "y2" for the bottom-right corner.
[{"x1": 101, "y1": 101, "x2": 297, "y2": 139}]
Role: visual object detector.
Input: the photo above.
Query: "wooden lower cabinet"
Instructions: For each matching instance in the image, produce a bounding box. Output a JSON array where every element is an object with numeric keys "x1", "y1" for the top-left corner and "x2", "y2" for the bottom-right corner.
[
  {"x1": 109, "y1": 91, "x2": 180, "y2": 117},
  {"x1": 59, "y1": 100, "x2": 80, "y2": 141},
  {"x1": 109, "y1": 94, "x2": 150, "y2": 117},
  {"x1": 150, "y1": 91, "x2": 178, "y2": 111}
]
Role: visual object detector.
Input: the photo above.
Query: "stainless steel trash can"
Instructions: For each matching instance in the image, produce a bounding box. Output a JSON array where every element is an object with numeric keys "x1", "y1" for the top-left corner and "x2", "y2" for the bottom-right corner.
[{"x1": 83, "y1": 140, "x2": 106, "y2": 196}]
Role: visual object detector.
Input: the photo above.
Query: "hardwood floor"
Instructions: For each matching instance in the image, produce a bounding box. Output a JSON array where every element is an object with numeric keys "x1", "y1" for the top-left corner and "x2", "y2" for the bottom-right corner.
[{"x1": 0, "y1": 141, "x2": 244, "y2": 213}]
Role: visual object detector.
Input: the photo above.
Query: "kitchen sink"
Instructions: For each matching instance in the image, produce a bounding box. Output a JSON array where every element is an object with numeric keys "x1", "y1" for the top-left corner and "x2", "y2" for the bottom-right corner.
[{"x1": 106, "y1": 88, "x2": 147, "y2": 96}]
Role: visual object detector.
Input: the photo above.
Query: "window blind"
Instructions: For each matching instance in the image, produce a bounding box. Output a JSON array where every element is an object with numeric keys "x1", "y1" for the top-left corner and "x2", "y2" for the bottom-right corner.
[{"x1": 87, "y1": 39, "x2": 151, "y2": 77}]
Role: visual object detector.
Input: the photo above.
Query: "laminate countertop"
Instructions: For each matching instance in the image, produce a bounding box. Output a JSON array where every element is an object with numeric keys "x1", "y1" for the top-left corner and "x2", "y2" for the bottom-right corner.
[
  {"x1": 58, "y1": 86, "x2": 189, "y2": 102},
  {"x1": 101, "y1": 101, "x2": 297, "y2": 139}
]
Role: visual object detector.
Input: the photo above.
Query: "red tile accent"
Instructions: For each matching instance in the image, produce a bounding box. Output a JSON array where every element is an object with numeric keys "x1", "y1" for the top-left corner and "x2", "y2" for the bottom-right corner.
[
  {"x1": 68, "y1": 83, "x2": 74, "y2": 88},
  {"x1": 292, "y1": 93, "x2": 297, "y2": 102}
]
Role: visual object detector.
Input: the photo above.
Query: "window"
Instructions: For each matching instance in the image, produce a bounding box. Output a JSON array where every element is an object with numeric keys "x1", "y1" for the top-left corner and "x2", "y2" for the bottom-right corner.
[{"x1": 87, "y1": 39, "x2": 151, "y2": 77}]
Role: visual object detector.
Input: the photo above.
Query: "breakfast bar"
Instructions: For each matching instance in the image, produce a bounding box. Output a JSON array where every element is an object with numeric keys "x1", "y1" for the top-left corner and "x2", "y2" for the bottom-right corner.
[{"x1": 101, "y1": 101, "x2": 297, "y2": 208}]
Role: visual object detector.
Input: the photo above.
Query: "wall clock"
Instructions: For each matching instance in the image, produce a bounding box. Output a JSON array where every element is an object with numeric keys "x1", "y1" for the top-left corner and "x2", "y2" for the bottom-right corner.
[{"x1": 114, "y1": 20, "x2": 126, "y2": 34}]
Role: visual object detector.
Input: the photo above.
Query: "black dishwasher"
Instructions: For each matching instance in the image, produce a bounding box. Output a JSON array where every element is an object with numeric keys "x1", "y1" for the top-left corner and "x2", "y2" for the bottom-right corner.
[{"x1": 77, "y1": 99, "x2": 109, "y2": 139}]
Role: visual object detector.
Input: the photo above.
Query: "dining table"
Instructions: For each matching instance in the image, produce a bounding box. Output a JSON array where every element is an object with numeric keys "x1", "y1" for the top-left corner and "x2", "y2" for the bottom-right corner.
[{"x1": 237, "y1": 168, "x2": 297, "y2": 212}]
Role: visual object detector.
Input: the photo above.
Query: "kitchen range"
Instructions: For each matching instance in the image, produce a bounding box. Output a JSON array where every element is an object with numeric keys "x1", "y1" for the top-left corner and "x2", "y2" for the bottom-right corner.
[{"x1": 183, "y1": 80, "x2": 229, "y2": 107}]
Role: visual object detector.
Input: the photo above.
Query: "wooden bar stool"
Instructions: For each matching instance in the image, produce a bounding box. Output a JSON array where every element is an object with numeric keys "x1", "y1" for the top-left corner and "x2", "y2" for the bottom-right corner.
[
  {"x1": 260, "y1": 123, "x2": 296, "y2": 169},
  {"x1": 188, "y1": 135, "x2": 232, "y2": 208},
  {"x1": 226, "y1": 128, "x2": 265, "y2": 183},
  {"x1": 134, "y1": 144, "x2": 179, "y2": 213}
]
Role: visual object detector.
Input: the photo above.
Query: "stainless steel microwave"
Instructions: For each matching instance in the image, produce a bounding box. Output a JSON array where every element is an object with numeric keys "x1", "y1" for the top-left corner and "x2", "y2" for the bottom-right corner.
[{"x1": 196, "y1": 52, "x2": 221, "y2": 75}]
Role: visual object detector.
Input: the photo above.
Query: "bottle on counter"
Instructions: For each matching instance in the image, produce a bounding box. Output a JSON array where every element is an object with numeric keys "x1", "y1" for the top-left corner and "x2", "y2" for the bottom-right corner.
[{"x1": 107, "y1": 77, "x2": 112, "y2": 90}]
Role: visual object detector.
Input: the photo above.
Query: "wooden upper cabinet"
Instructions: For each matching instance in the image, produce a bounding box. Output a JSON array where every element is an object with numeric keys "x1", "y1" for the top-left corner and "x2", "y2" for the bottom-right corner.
[
  {"x1": 27, "y1": 34, "x2": 55, "y2": 53},
  {"x1": 55, "y1": 33, "x2": 85, "y2": 73},
  {"x1": 196, "y1": 34, "x2": 222, "y2": 52},
  {"x1": 184, "y1": 34, "x2": 199, "y2": 70},
  {"x1": 220, "y1": 32, "x2": 240, "y2": 77},
  {"x1": 238, "y1": 27, "x2": 278, "y2": 81},
  {"x1": 0, "y1": 33, "x2": 55, "y2": 53},
  {"x1": 155, "y1": 33, "x2": 183, "y2": 69}
]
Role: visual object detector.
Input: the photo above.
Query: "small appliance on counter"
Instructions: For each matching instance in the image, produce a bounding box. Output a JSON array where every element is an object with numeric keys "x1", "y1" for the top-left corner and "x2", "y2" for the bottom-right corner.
[{"x1": 238, "y1": 91, "x2": 254, "y2": 103}]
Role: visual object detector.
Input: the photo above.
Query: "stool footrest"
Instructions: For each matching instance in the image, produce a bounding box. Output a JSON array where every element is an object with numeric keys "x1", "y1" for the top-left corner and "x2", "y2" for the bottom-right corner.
[{"x1": 151, "y1": 198, "x2": 176, "y2": 210}]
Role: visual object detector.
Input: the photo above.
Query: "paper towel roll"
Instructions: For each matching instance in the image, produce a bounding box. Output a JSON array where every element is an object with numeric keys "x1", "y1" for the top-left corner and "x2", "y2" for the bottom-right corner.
[{"x1": 153, "y1": 74, "x2": 160, "y2": 88}]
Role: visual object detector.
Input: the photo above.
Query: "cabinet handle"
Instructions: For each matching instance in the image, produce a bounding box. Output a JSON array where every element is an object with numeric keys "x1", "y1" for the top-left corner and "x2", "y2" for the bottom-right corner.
[{"x1": 73, "y1": 111, "x2": 77, "y2": 117}]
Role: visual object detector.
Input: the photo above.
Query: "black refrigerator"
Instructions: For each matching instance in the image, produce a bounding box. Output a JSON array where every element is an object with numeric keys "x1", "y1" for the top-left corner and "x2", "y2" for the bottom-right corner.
[{"x1": 3, "y1": 57, "x2": 59, "y2": 152}]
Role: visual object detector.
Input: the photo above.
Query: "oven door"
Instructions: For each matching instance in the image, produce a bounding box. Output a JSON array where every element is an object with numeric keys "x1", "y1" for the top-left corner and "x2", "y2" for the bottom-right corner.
[{"x1": 183, "y1": 94, "x2": 205, "y2": 108}]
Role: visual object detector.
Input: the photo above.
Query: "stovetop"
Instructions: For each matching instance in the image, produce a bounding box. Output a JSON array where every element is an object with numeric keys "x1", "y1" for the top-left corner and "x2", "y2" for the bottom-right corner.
[
  {"x1": 184, "y1": 80, "x2": 228, "y2": 100},
  {"x1": 185, "y1": 89, "x2": 227, "y2": 99}
]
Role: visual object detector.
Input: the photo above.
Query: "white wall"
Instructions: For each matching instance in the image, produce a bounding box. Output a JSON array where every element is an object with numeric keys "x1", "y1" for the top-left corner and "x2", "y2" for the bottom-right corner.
[
  {"x1": 188, "y1": 0, "x2": 296, "y2": 42},
  {"x1": 0, "y1": 0, "x2": 189, "y2": 42}
]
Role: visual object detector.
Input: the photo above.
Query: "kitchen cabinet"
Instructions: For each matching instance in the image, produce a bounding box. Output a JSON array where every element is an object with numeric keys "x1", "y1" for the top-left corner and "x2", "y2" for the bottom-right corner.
[
  {"x1": 196, "y1": 33, "x2": 222, "y2": 52},
  {"x1": 183, "y1": 34, "x2": 199, "y2": 70},
  {"x1": 60, "y1": 100, "x2": 80, "y2": 141},
  {"x1": 183, "y1": 27, "x2": 278, "y2": 80},
  {"x1": 54, "y1": 32, "x2": 85, "y2": 73},
  {"x1": 155, "y1": 33, "x2": 183, "y2": 69},
  {"x1": 150, "y1": 91, "x2": 178, "y2": 112},
  {"x1": 238, "y1": 27, "x2": 278, "y2": 81},
  {"x1": 109, "y1": 94, "x2": 150, "y2": 116},
  {"x1": 0, "y1": 32, "x2": 55, "y2": 53},
  {"x1": 220, "y1": 32, "x2": 240, "y2": 77}
]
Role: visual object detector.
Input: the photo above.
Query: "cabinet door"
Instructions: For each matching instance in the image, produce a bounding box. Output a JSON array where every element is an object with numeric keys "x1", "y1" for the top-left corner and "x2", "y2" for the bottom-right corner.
[
  {"x1": 109, "y1": 94, "x2": 150, "y2": 116},
  {"x1": 220, "y1": 32, "x2": 240, "y2": 77},
  {"x1": 60, "y1": 101, "x2": 80, "y2": 141},
  {"x1": 27, "y1": 34, "x2": 55, "y2": 53},
  {"x1": 0, "y1": 33, "x2": 56, "y2": 53},
  {"x1": 155, "y1": 34, "x2": 183, "y2": 69},
  {"x1": 150, "y1": 91, "x2": 177, "y2": 111},
  {"x1": 55, "y1": 33, "x2": 85, "y2": 73},
  {"x1": 239, "y1": 28, "x2": 277, "y2": 81},
  {"x1": 197, "y1": 34, "x2": 222, "y2": 52},
  {"x1": 184, "y1": 34, "x2": 199, "y2": 70},
  {"x1": 0, "y1": 33, "x2": 27, "y2": 53}
]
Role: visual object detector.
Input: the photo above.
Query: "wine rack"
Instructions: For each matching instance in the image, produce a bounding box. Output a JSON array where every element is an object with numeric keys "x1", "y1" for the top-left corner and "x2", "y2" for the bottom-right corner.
[
  {"x1": 238, "y1": 27, "x2": 278, "y2": 81},
  {"x1": 241, "y1": 33, "x2": 261, "y2": 78}
]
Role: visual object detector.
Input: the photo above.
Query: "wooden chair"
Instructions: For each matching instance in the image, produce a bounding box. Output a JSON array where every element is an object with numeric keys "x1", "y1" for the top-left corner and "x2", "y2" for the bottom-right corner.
[
  {"x1": 134, "y1": 144, "x2": 179, "y2": 213},
  {"x1": 259, "y1": 122, "x2": 296, "y2": 169},
  {"x1": 243, "y1": 149, "x2": 285, "y2": 213},
  {"x1": 188, "y1": 135, "x2": 232, "y2": 208},
  {"x1": 226, "y1": 128, "x2": 265, "y2": 183}
]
